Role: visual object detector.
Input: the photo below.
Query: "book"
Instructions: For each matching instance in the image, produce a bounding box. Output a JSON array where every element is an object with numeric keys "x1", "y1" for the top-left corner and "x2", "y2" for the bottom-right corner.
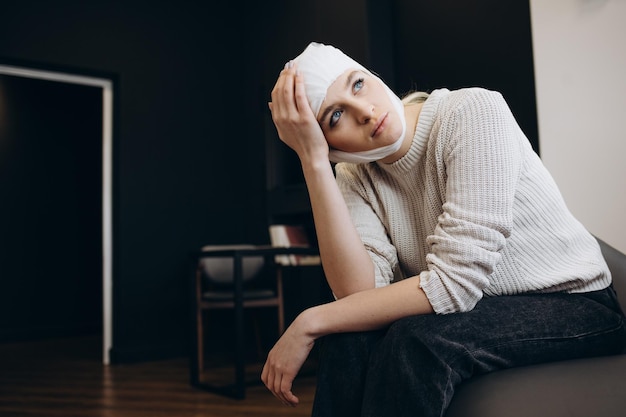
[{"x1": 268, "y1": 224, "x2": 321, "y2": 266}]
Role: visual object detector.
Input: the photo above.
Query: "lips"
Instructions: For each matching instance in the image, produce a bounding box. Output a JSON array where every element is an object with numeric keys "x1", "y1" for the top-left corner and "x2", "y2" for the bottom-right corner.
[{"x1": 370, "y1": 112, "x2": 389, "y2": 137}]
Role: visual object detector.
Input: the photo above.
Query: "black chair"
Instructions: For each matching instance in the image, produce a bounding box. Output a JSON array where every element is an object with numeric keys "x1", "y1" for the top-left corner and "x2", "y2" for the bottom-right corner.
[{"x1": 189, "y1": 244, "x2": 319, "y2": 399}]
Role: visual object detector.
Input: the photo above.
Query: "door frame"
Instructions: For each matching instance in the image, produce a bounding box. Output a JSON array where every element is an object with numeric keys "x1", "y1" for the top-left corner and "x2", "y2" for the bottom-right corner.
[{"x1": 0, "y1": 64, "x2": 114, "y2": 364}]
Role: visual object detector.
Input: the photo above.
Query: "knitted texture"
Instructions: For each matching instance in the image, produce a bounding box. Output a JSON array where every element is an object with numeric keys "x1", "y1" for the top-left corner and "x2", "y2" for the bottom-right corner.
[{"x1": 335, "y1": 88, "x2": 611, "y2": 314}]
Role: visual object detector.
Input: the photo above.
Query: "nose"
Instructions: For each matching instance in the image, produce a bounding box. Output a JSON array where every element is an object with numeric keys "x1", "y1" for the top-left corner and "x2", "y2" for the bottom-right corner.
[{"x1": 352, "y1": 99, "x2": 374, "y2": 124}]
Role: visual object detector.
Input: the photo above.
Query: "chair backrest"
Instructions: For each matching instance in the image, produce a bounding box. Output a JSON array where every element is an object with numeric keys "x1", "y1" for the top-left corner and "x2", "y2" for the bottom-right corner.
[
  {"x1": 199, "y1": 245, "x2": 265, "y2": 284},
  {"x1": 598, "y1": 238, "x2": 626, "y2": 302}
]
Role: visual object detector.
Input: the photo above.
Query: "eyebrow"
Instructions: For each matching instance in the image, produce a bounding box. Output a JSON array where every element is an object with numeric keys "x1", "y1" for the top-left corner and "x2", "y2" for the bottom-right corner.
[{"x1": 318, "y1": 70, "x2": 361, "y2": 124}]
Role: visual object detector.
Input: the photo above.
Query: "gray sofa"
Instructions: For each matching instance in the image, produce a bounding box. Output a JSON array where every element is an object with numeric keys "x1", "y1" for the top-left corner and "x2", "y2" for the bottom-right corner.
[{"x1": 446, "y1": 238, "x2": 626, "y2": 417}]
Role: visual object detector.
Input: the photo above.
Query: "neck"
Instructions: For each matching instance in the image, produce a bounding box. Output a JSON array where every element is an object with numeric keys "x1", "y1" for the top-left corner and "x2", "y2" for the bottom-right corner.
[{"x1": 380, "y1": 102, "x2": 424, "y2": 164}]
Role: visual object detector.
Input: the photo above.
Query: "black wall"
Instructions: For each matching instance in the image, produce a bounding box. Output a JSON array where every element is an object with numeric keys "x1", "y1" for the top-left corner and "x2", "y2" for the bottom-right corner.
[
  {"x1": 0, "y1": 0, "x2": 538, "y2": 362},
  {"x1": 1, "y1": 0, "x2": 270, "y2": 361},
  {"x1": 392, "y1": 0, "x2": 539, "y2": 152}
]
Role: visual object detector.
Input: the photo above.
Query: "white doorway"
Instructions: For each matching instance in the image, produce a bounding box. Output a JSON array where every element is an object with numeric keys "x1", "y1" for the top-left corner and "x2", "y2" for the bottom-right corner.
[{"x1": 0, "y1": 64, "x2": 114, "y2": 364}]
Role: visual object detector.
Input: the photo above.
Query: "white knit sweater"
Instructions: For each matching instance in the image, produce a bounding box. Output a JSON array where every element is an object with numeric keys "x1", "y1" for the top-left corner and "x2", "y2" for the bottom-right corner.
[{"x1": 335, "y1": 88, "x2": 611, "y2": 314}]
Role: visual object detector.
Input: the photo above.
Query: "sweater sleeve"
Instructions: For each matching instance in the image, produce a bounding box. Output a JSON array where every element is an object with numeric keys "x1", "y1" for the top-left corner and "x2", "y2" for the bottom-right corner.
[
  {"x1": 335, "y1": 164, "x2": 399, "y2": 288},
  {"x1": 419, "y1": 89, "x2": 522, "y2": 314}
]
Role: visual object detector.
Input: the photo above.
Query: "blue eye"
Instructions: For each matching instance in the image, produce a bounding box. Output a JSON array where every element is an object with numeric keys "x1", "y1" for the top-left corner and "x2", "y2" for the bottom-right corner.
[
  {"x1": 353, "y1": 78, "x2": 364, "y2": 92},
  {"x1": 326, "y1": 76, "x2": 364, "y2": 128},
  {"x1": 330, "y1": 109, "x2": 343, "y2": 127}
]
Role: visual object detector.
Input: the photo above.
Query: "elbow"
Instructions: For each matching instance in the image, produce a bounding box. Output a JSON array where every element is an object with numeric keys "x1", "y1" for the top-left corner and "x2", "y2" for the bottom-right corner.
[
  {"x1": 329, "y1": 263, "x2": 378, "y2": 300},
  {"x1": 332, "y1": 280, "x2": 377, "y2": 300},
  {"x1": 332, "y1": 276, "x2": 377, "y2": 300},
  {"x1": 420, "y1": 270, "x2": 486, "y2": 314}
]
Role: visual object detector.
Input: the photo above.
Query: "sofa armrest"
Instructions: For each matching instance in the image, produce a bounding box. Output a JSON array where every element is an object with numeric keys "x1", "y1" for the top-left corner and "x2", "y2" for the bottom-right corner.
[
  {"x1": 446, "y1": 354, "x2": 626, "y2": 417},
  {"x1": 445, "y1": 237, "x2": 626, "y2": 417},
  {"x1": 597, "y1": 237, "x2": 626, "y2": 303}
]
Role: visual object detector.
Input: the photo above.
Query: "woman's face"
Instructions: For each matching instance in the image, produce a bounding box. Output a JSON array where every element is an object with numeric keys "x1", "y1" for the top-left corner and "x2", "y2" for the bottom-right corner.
[{"x1": 316, "y1": 69, "x2": 402, "y2": 153}]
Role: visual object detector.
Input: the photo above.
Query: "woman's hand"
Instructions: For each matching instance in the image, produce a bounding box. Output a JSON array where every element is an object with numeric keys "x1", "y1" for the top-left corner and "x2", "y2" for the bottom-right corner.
[
  {"x1": 269, "y1": 62, "x2": 329, "y2": 165},
  {"x1": 261, "y1": 310, "x2": 316, "y2": 407},
  {"x1": 269, "y1": 61, "x2": 376, "y2": 298},
  {"x1": 261, "y1": 278, "x2": 434, "y2": 406}
]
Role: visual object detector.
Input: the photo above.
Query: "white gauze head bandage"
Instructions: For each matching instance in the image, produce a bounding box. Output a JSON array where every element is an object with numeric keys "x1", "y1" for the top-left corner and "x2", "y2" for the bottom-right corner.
[{"x1": 293, "y1": 42, "x2": 406, "y2": 164}]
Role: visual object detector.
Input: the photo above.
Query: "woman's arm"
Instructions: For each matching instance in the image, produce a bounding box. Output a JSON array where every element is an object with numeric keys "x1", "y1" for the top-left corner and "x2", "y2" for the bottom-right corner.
[
  {"x1": 419, "y1": 89, "x2": 521, "y2": 313},
  {"x1": 269, "y1": 62, "x2": 375, "y2": 298},
  {"x1": 261, "y1": 274, "x2": 434, "y2": 406},
  {"x1": 306, "y1": 275, "x2": 434, "y2": 334},
  {"x1": 264, "y1": 63, "x2": 433, "y2": 407}
]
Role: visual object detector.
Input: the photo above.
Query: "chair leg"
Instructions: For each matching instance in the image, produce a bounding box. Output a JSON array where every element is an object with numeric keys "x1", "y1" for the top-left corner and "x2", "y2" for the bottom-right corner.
[
  {"x1": 252, "y1": 315, "x2": 265, "y2": 360},
  {"x1": 277, "y1": 266, "x2": 285, "y2": 335},
  {"x1": 196, "y1": 268, "x2": 205, "y2": 382},
  {"x1": 197, "y1": 310, "x2": 205, "y2": 374},
  {"x1": 233, "y1": 252, "x2": 246, "y2": 399}
]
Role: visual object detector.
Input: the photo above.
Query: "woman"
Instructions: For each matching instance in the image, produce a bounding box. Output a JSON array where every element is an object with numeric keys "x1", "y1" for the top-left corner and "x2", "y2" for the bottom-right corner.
[{"x1": 261, "y1": 42, "x2": 625, "y2": 417}]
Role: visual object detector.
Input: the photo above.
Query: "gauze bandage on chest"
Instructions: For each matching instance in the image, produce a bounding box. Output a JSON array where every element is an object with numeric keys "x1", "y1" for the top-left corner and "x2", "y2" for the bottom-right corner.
[{"x1": 294, "y1": 42, "x2": 406, "y2": 164}]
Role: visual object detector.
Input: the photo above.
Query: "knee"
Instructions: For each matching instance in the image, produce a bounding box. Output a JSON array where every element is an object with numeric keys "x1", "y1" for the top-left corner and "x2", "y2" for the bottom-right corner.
[
  {"x1": 319, "y1": 330, "x2": 385, "y2": 358},
  {"x1": 385, "y1": 316, "x2": 432, "y2": 347},
  {"x1": 316, "y1": 330, "x2": 385, "y2": 380},
  {"x1": 378, "y1": 315, "x2": 452, "y2": 364}
]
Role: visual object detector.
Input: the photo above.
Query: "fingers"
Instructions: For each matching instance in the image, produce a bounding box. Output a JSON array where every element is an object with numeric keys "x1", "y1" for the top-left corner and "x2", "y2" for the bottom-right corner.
[
  {"x1": 268, "y1": 59, "x2": 327, "y2": 159},
  {"x1": 270, "y1": 61, "x2": 300, "y2": 117},
  {"x1": 268, "y1": 62, "x2": 299, "y2": 144},
  {"x1": 280, "y1": 378, "x2": 299, "y2": 407},
  {"x1": 261, "y1": 359, "x2": 299, "y2": 407},
  {"x1": 271, "y1": 61, "x2": 295, "y2": 104},
  {"x1": 292, "y1": 66, "x2": 314, "y2": 117}
]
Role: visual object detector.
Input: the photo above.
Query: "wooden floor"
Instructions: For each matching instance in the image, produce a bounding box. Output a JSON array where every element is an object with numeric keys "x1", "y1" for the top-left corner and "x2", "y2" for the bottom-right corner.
[{"x1": 0, "y1": 335, "x2": 317, "y2": 417}]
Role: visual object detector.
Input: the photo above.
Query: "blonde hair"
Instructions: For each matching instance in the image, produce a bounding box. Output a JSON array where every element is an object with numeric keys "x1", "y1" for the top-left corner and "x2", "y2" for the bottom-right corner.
[{"x1": 402, "y1": 91, "x2": 430, "y2": 105}]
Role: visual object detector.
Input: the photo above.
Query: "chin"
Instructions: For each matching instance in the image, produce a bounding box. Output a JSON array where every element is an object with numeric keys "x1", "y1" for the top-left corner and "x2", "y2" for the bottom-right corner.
[{"x1": 386, "y1": 128, "x2": 403, "y2": 145}]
